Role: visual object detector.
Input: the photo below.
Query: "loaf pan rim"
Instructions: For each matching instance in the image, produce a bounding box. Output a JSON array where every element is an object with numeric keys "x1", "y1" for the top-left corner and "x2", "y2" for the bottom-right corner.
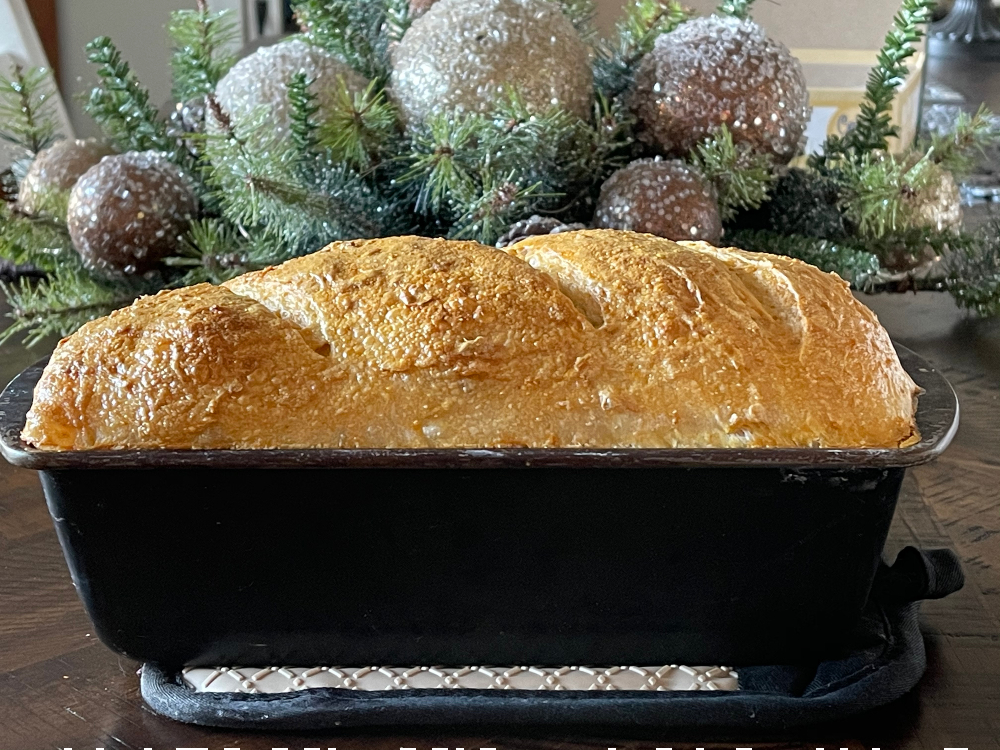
[{"x1": 0, "y1": 344, "x2": 958, "y2": 470}]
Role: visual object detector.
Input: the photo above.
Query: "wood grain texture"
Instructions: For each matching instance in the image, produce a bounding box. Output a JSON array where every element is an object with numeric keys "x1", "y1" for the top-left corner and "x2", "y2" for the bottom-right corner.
[{"x1": 0, "y1": 289, "x2": 997, "y2": 749}]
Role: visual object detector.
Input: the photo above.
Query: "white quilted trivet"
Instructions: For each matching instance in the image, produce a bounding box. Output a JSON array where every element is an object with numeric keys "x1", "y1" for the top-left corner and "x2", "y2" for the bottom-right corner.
[{"x1": 182, "y1": 665, "x2": 739, "y2": 693}]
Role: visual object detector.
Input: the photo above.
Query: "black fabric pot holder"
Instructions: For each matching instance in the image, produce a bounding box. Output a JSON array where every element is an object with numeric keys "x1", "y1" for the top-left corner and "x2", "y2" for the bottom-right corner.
[{"x1": 140, "y1": 545, "x2": 964, "y2": 731}]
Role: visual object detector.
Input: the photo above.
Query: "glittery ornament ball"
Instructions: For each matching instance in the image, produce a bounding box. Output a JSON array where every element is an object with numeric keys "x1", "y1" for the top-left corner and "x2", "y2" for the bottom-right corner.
[
  {"x1": 67, "y1": 151, "x2": 198, "y2": 275},
  {"x1": 630, "y1": 15, "x2": 811, "y2": 163},
  {"x1": 210, "y1": 39, "x2": 369, "y2": 141},
  {"x1": 915, "y1": 168, "x2": 963, "y2": 232},
  {"x1": 390, "y1": 0, "x2": 593, "y2": 126},
  {"x1": 409, "y1": 0, "x2": 440, "y2": 17},
  {"x1": 17, "y1": 139, "x2": 115, "y2": 216},
  {"x1": 594, "y1": 158, "x2": 722, "y2": 244}
]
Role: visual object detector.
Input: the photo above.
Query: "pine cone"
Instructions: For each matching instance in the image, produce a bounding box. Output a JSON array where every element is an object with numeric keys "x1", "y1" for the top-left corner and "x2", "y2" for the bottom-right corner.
[
  {"x1": 0, "y1": 169, "x2": 17, "y2": 203},
  {"x1": 495, "y1": 215, "x2": 586, "y2": 248}
]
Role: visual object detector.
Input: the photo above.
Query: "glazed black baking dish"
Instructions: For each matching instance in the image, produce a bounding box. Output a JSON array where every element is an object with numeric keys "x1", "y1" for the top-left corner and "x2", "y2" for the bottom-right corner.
[{"x1": 0, "y1": 345, "x2": 957, "y2": 670}]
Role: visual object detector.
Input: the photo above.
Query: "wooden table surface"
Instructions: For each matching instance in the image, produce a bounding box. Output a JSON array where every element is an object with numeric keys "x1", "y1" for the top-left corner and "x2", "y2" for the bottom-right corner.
[{"x1": 0, "y1": 290, "x2": 997, "y2": 750}]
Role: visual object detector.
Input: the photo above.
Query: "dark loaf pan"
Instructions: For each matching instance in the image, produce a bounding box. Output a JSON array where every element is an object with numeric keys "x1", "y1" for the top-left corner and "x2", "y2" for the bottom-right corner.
[{"x1": 0, "y1": 345, "x2": 958, "y2": 670}]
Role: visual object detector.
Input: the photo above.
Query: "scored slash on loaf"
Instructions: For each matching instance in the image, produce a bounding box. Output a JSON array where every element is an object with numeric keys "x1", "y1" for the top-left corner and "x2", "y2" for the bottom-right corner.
[{"x1": 22, "y1": 231, "x2": 919, "y2": 451}]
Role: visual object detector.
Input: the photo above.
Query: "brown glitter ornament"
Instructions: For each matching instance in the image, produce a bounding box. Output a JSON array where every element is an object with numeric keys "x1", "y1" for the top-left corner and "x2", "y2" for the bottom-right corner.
[
  {"x1": 630, "y1": 15, "x2": 810, "y2": 164},
  {"x1": 390, "y1": 0, "x2": 593, "y2": 126},
  {"x1": 66, "y1": 151, "x2": 198, "y2": 275},
  {"x1": 16, "y1": 139, "x2": 115, "y2": 217},
  {"x1": 594, "y1": 158, "x2": 723, "y2": 244}
]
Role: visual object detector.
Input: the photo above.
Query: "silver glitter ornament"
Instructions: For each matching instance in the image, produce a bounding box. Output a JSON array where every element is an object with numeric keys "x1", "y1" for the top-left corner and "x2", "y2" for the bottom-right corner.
[
  {"x1": 630, "y1": 15, "x2": 810, "y2": 164},
  {"x1": 594, "y1": 158, "x2": 723, "y2": 244},
  {"x1": 17, "y1": 139, "x2": 115, "y2": 217},
  {"x1": 67, "y1": 151, "x2": 198, "y2": 275},
  {"x1": 390, "y1": 0, "x2": 593, "y2": 126},
  {"x1": 210, "y1": 39, "x2": 369, "y2": 142}
]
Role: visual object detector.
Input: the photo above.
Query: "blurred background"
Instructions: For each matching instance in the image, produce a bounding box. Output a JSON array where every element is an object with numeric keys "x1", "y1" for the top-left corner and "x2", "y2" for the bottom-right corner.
[{"x1": 1, "y1": 0, "x2": 994, "y2": 163}]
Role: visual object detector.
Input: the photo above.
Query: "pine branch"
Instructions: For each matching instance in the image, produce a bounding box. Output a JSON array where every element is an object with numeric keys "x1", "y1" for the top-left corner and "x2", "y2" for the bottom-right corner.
[
  {"x1": 690, "y1": 125, "x2": 774, "y2": 221},
  {"x1": 555, "y1": 0, "x2": 599, "y2": 42},
  {"x1": 294, "y1": 0, "x2": 370, "y2": 75},
  {"x1": 590, "y1": 93, "x2": 636, "y2": 175},
  {"x1": 486, "y1": 93, "x2": 586, "y2": 190},
  {"x1": 594, "y1": 0, "x2": 691, "y2": 100},
  {"x1": 0, "y1": 201, "x2": 77, "y2": 273},
  {"x1": 382, "y1": 0, "x2": 412, "y2": 44},
  {"x1": 449, "y1": 171, "x2": 542, "y2": 245},
  {"x1": 203, "y1": 94, "x2": 307, "y2": 232},
  {"x1": 729, "y1": 229, "x2": 881, "y2": 285},
  {"x1": 551, "y1": 93, "x2": 636, "y2": 216},
  {"x1": 717, "y1": 0, "x2": 755, "y2": 20},
  {"x1": 947, "y1": 219, "x2": 1000, "y2": 317},
  {"x1": 854, "y1": 0, "x2": 934, "y2": 151},
  {"x1": 489, "y1": 93, "x2": 632, "y2": 218},
  {"x1": 398, "y1": 112, "x2": 485, "y2": 215},
  {"x1": 838, "y1": 152, "x2": 937, "y2": 239},
  {"x1": 316, "y1": 79, "x2": 399, "y2": 169},
  {"x1": 168, "y1": 3, "x2": 238, "y2": 103},
  {"x1": 746, "y1": 167, "x2": 848, "y2": 239},
  {"x1": 168, "y1": 215, "x2": 315, "y2": 285},
  {"x1": 288, "y1": 72, "x2": 321, "y2": 160},
  {"x1": 812, "y1": 0, "x2": 933, "y2": 167},
  {"x1": 203, "y1": 95, "x2": 383, "y2": 252},
  {"x1": 0, "y1": 268, "x2": 157, "y2": 347},
  {"x1": 165, "y1": 218, "x2": 253, "y2": 285},
  {"x1": 293, "y1": 0, "x2": 402, "y2": 81},
  {"x1": 924, "y1": 104, "x2": 999, "y2": 178},
  {"x1": 398, "y1": 89, "x2": 628, "y2": 231},
  {"x1": 85, "y1": 36, "x2": 173, "y2": 154},
  {"x1": 0, "y1": 65, "x2": 60, "y2": 156},
  {"x1": 616, "y1": 0, "x2": 690, "y2": 62},
  {"x1": 3, "y1": 193, "x2": 186, "y2": 344}
]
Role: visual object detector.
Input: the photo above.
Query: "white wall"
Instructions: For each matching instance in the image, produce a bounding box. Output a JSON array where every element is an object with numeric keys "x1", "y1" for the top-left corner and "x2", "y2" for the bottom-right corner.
[{"x1": 57, "y1": 0, "x2": 196, "y2": 138}]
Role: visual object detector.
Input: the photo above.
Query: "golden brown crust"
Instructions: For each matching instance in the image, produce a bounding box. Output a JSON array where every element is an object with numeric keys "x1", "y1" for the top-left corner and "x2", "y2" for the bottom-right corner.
[
  {"x1": 22, "y1": 231, "x2": 919, "y2": 450},
  {"x1": 506, "y1": 232, "x2": 918, "y2": 448},
  {"x1": 21, "y1": 284, "x2": 331, "y2": 449}
]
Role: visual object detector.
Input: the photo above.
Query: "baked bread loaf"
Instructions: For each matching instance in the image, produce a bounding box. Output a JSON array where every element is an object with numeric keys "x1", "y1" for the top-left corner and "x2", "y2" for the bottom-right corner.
[{"x1": 22, "y1": 231, "x2": 919, "y2": 450}]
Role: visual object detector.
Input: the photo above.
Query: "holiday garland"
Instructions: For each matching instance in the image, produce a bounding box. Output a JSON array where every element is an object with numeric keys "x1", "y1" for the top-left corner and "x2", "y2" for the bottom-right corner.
[{"x1": 1, "y1": 0, "x2": 999, "y2": 347}]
